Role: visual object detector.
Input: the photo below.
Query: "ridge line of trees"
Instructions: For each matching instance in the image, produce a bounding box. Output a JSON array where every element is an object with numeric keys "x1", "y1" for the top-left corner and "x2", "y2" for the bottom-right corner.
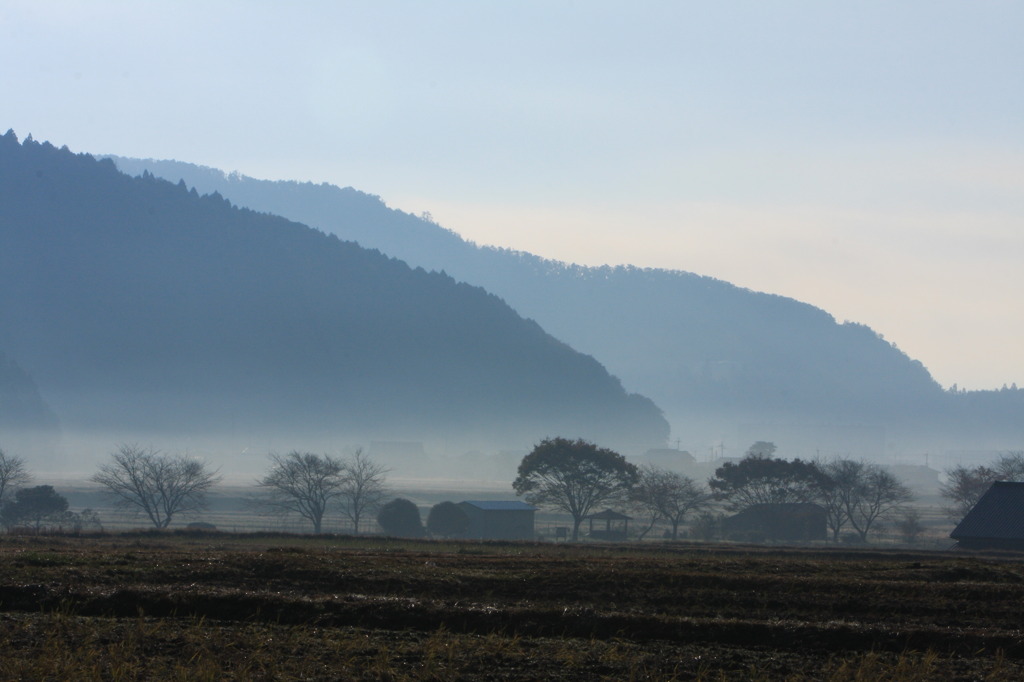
[
  {"x1": 11, "y1": 437, "x2": 1020, "y2": 543},
  {"x1": 515, "y1": 438, "x2": 920, "y2": 544}
]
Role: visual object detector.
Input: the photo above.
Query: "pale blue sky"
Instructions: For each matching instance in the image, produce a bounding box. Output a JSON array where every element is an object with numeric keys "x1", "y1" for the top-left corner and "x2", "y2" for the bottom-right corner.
[{"x1": 2, "y1": 1, "x2": 1022, "y2": 389}]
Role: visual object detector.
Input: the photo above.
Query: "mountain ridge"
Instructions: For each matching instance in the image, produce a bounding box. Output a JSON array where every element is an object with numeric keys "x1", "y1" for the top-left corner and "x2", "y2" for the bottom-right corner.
[
  {"x1": 106, "y1": 155, "x2": 1010, "y2": 457},
  {"x1": 0, "y1": 131, "x2": 670, "y2": 459}
]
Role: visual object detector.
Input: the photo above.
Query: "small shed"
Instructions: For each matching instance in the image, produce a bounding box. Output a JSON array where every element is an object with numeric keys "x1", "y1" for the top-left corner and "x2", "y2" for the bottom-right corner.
[
  {"x1": 586, "y1": 509, "x2": 631, "y2": 541},
  {"x1": 951, "y1": 481, "x2": 1024, "y2": 550},
  {"x1": 458, "y1": 501, "x2": 536, "y2": 540},
  {"x1": 722, "y1": 503, "x2": 826, "y2": 542}
]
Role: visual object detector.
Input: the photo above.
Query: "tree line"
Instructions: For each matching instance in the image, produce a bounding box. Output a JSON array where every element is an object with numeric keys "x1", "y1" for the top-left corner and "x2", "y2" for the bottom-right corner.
[
  {"x1": 513, "y1": 437, "x2": 919, "y2": 544},
  {"x1": 4, "y1": 438, "x2": 1015, "y2": 542},
  {"x1": 0, "y1": 443, "x2": 496, "y2": 540},
  {"x1": 0, "y1": 439, "x2": 915, "y2": 542},
  {"x1": 0, "y1": 444, "x2": 391, "y2": 535}
]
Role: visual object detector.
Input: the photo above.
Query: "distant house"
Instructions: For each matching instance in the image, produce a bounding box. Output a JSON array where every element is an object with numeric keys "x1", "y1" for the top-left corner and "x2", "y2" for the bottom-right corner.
[
  {"x1": 458, "y1": 501, "x2": 536, "y2": 540},
  {"x1": 722, "y1": 503, "x2": 826, "y2": 542},
  {"x1": 641, "y1": 448, "x2": 697, "y2": 469},
  {"x1": 950, "y1": 481, "x2": 1024, "y2": 550}
]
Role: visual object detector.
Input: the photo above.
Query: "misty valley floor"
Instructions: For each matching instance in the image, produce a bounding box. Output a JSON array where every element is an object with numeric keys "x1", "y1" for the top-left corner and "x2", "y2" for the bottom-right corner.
[{"x1": 0, "y1": 534, "x2": 1021, "y2": 680}]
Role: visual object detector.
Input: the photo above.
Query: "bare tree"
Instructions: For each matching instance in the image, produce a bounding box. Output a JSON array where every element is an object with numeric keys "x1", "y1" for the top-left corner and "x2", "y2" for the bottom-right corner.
[
  {"x1": 92, "y1": 444, "x2": 220, "y2": 529},
  {"x1": 896, "y1": 509, "x2": 926, "y2": 544},
  {"x1": 940, "y1": 464, "x2": 998, "y2": 522},
  {"x1": 939, "y1": 453, "x2": 1024, "y2": 523},
  {"x1": 820, "y1": 459, "x2": 915, "y2": 542},
  {"x1": 828, "y1": 460, "x2": 913, "y2": 543},
  {"x1": 993, "y1": 451, "x2": 1024, "y2": 481},
  {"x1": 818, "y1": 459, "x2": 858, "y2": 542},
  {"x1": 0, "y1": 448, "x2": 31, "y2": 505},
  {"x1": 255, "y1": 452, "x2": 346, "y2": 534},
  {"x1": 631, "y1": 465, "x2": 714, "y2": 540},
  {"x1": 337, "y1": 448, "x2": 388, "y2": 535}
]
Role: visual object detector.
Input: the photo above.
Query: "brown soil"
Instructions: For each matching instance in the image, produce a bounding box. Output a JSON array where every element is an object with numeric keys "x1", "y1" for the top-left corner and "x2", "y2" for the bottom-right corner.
[{"x1": 0, "y1": 533, "x2": 1020, "y2": 680}]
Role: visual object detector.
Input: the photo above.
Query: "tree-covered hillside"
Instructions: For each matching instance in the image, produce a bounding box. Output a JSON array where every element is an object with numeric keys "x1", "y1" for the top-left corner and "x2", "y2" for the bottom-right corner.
[
  {"x1": 0, "y1": 349, "x2": 60, "y2": 462},
  {"x1": 108, "y1": 156, "x2": 1020, "y2": 457},
  {"x1": 0, "y1": 132, "x2": 669, "y2": 455}
]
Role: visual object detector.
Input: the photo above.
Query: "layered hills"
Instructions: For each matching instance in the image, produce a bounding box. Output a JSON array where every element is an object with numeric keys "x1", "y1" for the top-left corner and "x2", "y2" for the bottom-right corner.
[
  {"x1": 0, "y1": 132, "x2": 670, "y2": 459},
  {"x1": 109, "y1": 156, "x2": 1023, "y2": 457}
]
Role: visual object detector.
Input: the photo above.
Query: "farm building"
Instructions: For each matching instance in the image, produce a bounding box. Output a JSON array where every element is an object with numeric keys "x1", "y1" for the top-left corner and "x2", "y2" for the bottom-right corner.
[
  {"x1": 639, "y1": 448, "x2": 697, "y2": 471},
  {"x1": 722, "y1": 503, "x2": 826, "y2": 542},
  {"x1": 950, "y1": 481, "x2": 1024, "y2": 550},
  {"x1": 458, "y1": 501, "x2": 536, "y2": 540}
]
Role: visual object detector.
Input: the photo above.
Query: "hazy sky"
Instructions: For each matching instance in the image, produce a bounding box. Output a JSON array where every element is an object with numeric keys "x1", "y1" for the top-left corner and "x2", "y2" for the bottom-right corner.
[{"x1": 2, "y1": 1, "x2": 1022, "y2": 390}]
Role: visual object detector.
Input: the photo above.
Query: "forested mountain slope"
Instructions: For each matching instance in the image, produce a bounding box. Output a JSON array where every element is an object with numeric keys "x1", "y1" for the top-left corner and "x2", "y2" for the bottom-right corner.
[
  {"x1": 0, "y1": 350, "x2": 58, "y2": 431},
  {"x1": 0, "y1": 132, "x2": 669, "y2": 456},
  {"x1": 0, "y1": 349, "x2": 60, "y2": 461},
  {"x1": 107, "y1": 156, "x2": 1016, "y2": 456}
]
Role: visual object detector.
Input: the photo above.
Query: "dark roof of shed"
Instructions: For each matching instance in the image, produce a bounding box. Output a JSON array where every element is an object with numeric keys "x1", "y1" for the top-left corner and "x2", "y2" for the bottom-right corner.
[
  {"x1": 951, "y1": 481, "x2": 1024, "y2": 540},
  {"x1": 460, "y1": 501, "x2": 536, "y2": 511},
  {"x1": 587, "y1": 509, "x2": 632, "y2": 521}
]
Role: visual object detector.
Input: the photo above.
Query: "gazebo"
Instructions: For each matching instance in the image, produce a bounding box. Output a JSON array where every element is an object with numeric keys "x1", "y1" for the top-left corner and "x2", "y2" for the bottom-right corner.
[{"x1": 586, "y1": 509, "x2": 632, "y2": 541}]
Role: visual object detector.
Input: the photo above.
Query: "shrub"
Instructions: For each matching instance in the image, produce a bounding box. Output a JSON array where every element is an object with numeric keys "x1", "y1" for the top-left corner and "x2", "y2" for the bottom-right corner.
[
  {"x1": 690, "y1": 512, "x2": 719, "y2": 541},
  {"x1": 426, "y1": 501, "x2": 469, "y2": 538},
  {"x1": 897, "y1": 510, "x2": 925, "y2": 544},
  {"x1": 376, "y1": 498, "x2": 424, "y2": 538},
  {"x1": 1, "y1": 485, "x2": 68, "y2": 530}
]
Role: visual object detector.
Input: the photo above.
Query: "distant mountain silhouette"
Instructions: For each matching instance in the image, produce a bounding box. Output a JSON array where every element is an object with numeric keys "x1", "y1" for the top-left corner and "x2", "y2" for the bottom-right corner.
[
  {"x1": 0, "y1": 131, "x2": 670, "y2": 456},
  {"x1": 109, "y1": 156, "x2": 1024, "y2": 457},
  {"x1": 0, "y1": 350, "x2": 58, "y2": 431},
  {"x1": 0, "y1": 349, "x2": 60, "y2": 462}
]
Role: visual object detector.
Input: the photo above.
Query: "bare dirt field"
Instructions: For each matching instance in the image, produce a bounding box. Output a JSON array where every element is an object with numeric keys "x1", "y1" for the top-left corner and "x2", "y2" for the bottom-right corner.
[{"x1": 0, "y1": 532, "x2": 1021, "y2": 680}]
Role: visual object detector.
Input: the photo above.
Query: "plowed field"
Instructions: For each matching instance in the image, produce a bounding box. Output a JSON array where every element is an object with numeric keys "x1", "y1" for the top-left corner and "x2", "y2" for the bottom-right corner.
[{"x1": 1, "y1": 533, "x2": 1020, "y2": 680}]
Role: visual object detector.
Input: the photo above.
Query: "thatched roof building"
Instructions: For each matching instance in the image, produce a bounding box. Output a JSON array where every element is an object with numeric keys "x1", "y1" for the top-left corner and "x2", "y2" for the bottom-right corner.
[{"x1": 951, "y1": 481, "x2": 1024, "y2": 550}]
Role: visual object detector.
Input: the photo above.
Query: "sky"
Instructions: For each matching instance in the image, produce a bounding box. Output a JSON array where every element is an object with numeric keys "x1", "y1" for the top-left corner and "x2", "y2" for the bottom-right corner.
[{"x1": 2, "y1": 1, "x2": 1022, "y2": 391}]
